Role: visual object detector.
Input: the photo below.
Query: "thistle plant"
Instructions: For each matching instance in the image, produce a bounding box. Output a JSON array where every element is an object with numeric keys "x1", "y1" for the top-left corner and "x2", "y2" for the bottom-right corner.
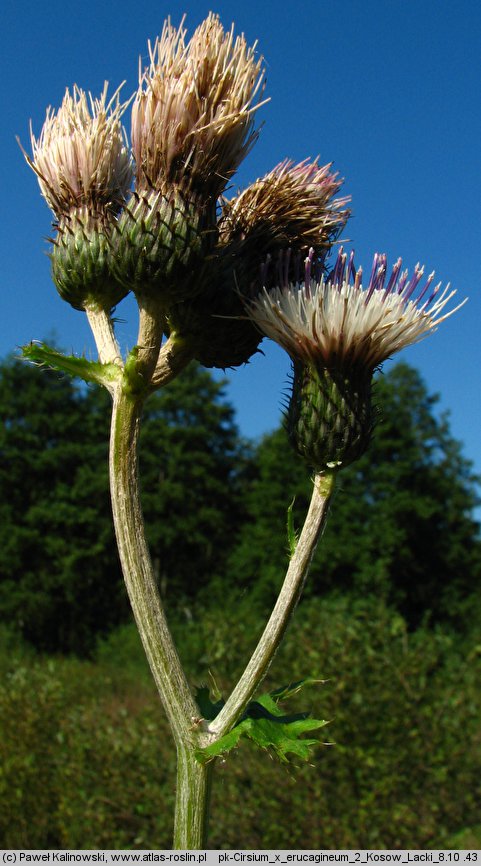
[{"x1": 20, "y1": 13, "x2": 464, "y2": 850}]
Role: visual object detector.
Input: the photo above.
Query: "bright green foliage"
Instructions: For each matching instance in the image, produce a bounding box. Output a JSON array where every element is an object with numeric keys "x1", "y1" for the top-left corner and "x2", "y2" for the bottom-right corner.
[
  {"x1": 0, "y1": 628, "x2": 174, "y2": 848},
  {"x1": 286, "y1": 498, "x2": 298, "y2": 557},
  {"x1": 229, "y1": 363, "x2": 481, "y2": 626},
  {"x1": 195, "y1": 679, "x2": 328, "y2": 764}
]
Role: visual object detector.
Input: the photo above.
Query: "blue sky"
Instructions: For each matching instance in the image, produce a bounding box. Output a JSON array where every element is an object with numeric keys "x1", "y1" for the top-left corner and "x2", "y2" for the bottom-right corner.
[{"x1": 1, "y1": 0, "x2": 480, "y2": 482}]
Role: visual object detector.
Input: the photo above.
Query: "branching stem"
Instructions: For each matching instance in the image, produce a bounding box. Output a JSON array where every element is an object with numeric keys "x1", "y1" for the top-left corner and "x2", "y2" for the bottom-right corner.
[
  {"x1": 209, "y1": 471, "x2": 335, "y2": 738},
  {"x1": 100, "y1": 307, "x2": 334, "y2": 848}
]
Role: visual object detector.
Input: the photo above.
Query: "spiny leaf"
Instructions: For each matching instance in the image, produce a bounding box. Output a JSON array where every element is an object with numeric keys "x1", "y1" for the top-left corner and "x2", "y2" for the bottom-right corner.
[
  {"x1": 196, "y1": 678, "x2": 328, "y2": 764},
  {"x1": 287, "y1": 498, "x2": 299, "y2": 556},
  {"x1": 270, "y1": 678, "x2": 327, "y2": 702},
  {"x1": 195, "y1": 685, "x2": 225, "y2": 721},
  {"x1": 22, "y1": 342, "x2": 120, "y2": 388}
]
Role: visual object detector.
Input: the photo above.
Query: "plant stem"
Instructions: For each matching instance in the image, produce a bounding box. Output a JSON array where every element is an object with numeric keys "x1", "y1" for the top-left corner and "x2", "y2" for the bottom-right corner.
[
  {"x1": 85, "y1": 305, "x2": 123, "y2": 368},
  {"x1": 173, "y1": 746, "x2": 214, "y2": 849},
  {"x1": 107, "y1": 347, "x2": 334, "y2": 847},
  {"x1": 151, "y1": 333, "x2": 193, "y2": 389},
  {"x1": 110, "y1": 385, "x2": 214, "y2": 848},
  {"x1": 209, "y1": 471, "x2": 335, "y2": 738},
  {"x1": 136, "y1": 298, "x2": 165, "y2": 382},
  {"x1": 109, "y1": 387, "x2": 199, "y2": 744}
]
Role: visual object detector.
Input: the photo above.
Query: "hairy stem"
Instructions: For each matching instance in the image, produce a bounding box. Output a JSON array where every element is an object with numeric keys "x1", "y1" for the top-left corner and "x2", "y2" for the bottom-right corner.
[
  {"x1": 110, "y1": 385, "x2": 214, "y2": 848},
  {"x1": 85, "y1": 305, "x2": 123, "y2": 369},
  {"x1": 151, "y1": 333, "x2": 193, "y2": 389},
  {"x1": 174, "y1": 746, "x2": 214, "y2": 849},
  {"x1": 136, "y1": 298, "x2": 165, "y2": 383},
  {"x1": 109, "y1": 387, "x2": 200, "y2": 744},
  {"x1": 209, "y1": 471, "x2": 335, "y2": 738}
]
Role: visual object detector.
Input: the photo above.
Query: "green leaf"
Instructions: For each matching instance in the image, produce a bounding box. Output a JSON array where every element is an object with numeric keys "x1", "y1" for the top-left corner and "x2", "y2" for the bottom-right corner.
[
  {"x1": 287, "y1": 498, "x2": 299, "y2": 557},
  {"x1": 196, "y1": 678, "x2": 329, "y2": 764},
  {"x1": 195, "y1": 686, "x2": 225, "y2": 721},
  {"x1": 270, "y1": 678, "x2": 327, "y2": 702},
  {"x1": 22, "y1": 342, "x2": 120, "y2": 388}
]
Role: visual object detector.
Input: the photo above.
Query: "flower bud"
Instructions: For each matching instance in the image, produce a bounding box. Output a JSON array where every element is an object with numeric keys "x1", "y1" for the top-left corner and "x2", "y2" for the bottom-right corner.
[
  {"x1": 131, "y1": 14, "x2": 265, "y2": 201},
  {"x1": 165, "y1": 158, "x2": 348, "y2": 368},
  {"x1": 168, "y1": 276, "x2": 262, "y2": 369},
  {"x1": 51, "y1": 210, "x2": 126, "y2": 312}
]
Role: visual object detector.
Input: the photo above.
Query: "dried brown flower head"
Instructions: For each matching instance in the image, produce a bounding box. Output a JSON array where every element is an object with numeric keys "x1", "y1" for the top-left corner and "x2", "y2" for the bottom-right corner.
[{"x1": 221, "y1": 159, "x2": 349, "y2": 249}]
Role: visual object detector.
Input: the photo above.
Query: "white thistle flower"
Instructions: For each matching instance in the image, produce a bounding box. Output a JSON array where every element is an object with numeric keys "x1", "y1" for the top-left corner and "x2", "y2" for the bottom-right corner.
[
  {"x1": 248, "y1": 248, "x2": 467, "y2": 471},
  {"x1": 24, "y1": 83, "x2": 132, "y2": 218},
  {"x1": 249, "y1": 248, "x2": 466, "y2": 371}
]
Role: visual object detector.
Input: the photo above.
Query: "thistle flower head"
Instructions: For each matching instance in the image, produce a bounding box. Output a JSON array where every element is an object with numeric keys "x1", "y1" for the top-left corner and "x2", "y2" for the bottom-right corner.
[
  {"x1": 248, "y1": 248, "x2": 466, "y2": 472},
  {"x1": 221, "y1": 159, "x2": 349, "y2": 254},
  {"x1": 131, "y1": 13, "x2": 265, "y2": 199},
  {"x1": 249, "y1": 247, "x2": 466, "y2": 372},
  {"x1": 162, "y1": 160, "x2": 349, "y2": 368},
  {"x1": 25, "y1": 83, "x2": 133, "y2": 219}
]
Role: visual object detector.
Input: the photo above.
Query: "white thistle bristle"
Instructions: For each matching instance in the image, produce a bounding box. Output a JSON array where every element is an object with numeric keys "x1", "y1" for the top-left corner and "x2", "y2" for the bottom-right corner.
[
  {"x1": 25, "y1": 83, "x2": 133, "y2": 216},
  {"x1": 248, "y1": 254, "x2": 466, "y2": 370}
]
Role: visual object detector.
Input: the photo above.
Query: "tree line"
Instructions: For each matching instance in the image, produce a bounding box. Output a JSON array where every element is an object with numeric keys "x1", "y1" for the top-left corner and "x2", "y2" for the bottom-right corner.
[{"x1": 0, "y1": 353, "x2": 479, "y2": 654}]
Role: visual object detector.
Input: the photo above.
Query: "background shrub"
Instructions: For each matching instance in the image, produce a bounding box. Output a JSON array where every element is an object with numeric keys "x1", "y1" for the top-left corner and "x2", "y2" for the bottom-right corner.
[{"x1": 1, "y1": 596, "x2": 480, "y2": 849}]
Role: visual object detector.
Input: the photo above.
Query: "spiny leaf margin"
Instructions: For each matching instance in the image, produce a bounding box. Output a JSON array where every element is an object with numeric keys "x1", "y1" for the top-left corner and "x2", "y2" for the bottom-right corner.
[
  {"x1": 195, "y1": 678, "x2": 329, "y2": 765},
  {"x1": 22, "y1": 341, "x2": 121, "y2": 388}
]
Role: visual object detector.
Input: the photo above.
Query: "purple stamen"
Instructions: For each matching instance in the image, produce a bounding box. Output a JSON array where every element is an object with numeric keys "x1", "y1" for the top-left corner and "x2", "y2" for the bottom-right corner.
[
  {"x1": 365, "y1": 255, "x2": 386, "y2": 303},
  {"x1": 304, "y1": 248, "x2": 315, "y2": 297},
  {"x1": 337, "y1": 249, "x2": 349, "y2": 289},
  {"x1": 330, "y1": 246, "x2": 344, "y2": 287},
  {"x1": 371, "y1": 256, "x2": 387, "y2": 295},
  {"x1": 346, "y1": 250, "x2": 356, "y2": 285},
  {"x1": 396, "y1": 269, "x2": 409, "y2": 295},
  {"x1": 368, "y1": 253, "x2": 380, "y2": 288},
  {"x1": 402, "y1": 264, "x2": 424, "y2": 303},
  {"x1": 424, "y1": 279, "x2": 443, "y2": 308},
  {"x1": 383, "y1": 257, "x2": 403, "y2": 299},
  {"x1": 415, "y1": 271, "x2": 435, "y2": 305}
]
